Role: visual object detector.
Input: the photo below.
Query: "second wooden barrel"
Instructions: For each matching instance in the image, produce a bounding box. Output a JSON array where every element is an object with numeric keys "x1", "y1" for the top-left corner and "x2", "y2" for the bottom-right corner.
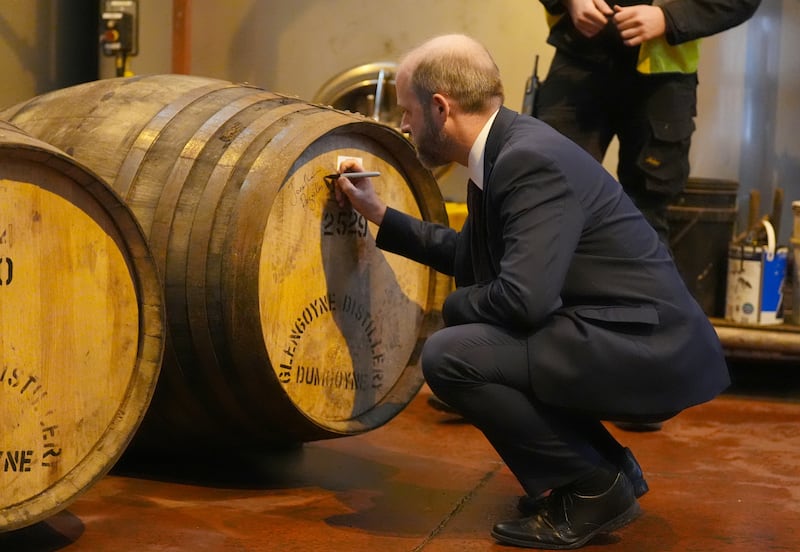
[
  {"x1": 3, "y1": 75, "x2": 450, "y2": 450},
  {"x1": 0, "y1": 121, "x2": 164, "y2": 531}
]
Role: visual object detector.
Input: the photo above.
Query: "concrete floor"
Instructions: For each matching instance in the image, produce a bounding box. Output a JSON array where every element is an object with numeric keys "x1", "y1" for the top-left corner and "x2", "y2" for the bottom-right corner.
[{"x1": 2, "y1": 361, "x2": 799, "y2": 551}]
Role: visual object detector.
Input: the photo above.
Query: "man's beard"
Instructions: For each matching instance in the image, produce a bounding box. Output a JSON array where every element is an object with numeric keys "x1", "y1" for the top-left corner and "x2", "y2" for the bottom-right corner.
[{"x1": 414, "y1": 111, "x2": 453, "y2": 169}]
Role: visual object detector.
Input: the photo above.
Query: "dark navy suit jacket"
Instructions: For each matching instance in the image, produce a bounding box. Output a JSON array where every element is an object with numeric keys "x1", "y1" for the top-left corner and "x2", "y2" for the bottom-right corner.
[{"x1": 377, "y1": 106, "x2": 729, "y2": 418}]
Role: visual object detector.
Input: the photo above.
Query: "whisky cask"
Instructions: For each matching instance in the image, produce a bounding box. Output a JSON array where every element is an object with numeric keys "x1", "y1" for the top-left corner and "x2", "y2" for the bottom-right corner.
[
  {"x1": 0, "y1": 121, "x2": 164, "y2": 531},
  {"x1": 3, "y1": 75, "x2": 450, "y2": 451}
]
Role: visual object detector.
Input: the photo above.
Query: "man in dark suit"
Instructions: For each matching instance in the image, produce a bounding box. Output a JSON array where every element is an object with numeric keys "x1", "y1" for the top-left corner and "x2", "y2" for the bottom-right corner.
[{"x1": 333, "y1": 34, "x2": 729, "y2": 549}]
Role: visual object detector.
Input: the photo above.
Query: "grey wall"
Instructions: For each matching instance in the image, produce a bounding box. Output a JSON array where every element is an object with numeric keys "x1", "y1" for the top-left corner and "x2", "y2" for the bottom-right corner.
[
  {"x1": 690, "y1": 0, "x2": 799, "y2": 242},
  {"x1": 0, "y1": 0, "x2": 98, "y2": 109}
]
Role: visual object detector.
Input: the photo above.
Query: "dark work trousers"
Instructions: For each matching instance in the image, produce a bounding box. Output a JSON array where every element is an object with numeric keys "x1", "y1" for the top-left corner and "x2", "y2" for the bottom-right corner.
[
  {"x1": 421, "y1": 322, "x2": 626, "y2": 498},
  {"x1": 536, "y1": 49, "x2": 699, "y2": 244}
]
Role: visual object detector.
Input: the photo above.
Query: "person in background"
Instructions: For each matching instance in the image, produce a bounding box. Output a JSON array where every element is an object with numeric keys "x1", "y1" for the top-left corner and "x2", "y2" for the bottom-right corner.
[
  {"x1": 534, "y1": 0, "x2": 761, "y2": 244},
  {"x1": 533, "y1": 0, "x2": 760, "y2": 432},
  {"x1": 333, "y1": 33, "x2": 730, "y2": 549}
]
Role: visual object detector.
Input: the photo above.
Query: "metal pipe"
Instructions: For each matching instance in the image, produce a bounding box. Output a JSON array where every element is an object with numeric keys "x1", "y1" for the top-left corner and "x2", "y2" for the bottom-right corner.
[
  {"x1": 372, "y1": 67, "x2": 386, "y2": 121},
  {"x1": 172, "y1": 0, "x2": 192, "y2": 74},
  {"x1": 713, "y1": 320, "x2": 800, "y2": 360}
]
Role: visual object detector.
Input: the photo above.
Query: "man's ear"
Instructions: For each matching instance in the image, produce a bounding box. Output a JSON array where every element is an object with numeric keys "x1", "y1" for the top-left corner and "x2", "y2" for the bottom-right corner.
[{"x1": 431, "y1": 93, "x2": 449, "y2": 119}]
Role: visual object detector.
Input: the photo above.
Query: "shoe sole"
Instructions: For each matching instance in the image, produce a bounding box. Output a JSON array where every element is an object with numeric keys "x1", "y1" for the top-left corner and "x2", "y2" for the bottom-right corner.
[{"x1": 492, "y1": 501, "x2": 643, "y2": 550}]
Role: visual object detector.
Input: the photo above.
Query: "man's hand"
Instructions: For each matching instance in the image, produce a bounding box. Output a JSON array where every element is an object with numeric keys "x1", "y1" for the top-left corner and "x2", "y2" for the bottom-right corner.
[
  {"x1": 563, "y1": 0, "x2": 613, "y2": 38},
  {"x1": 332, "y1": 159, "x2": 387, "y2": 226},
  {"x1": 612, "y1": 4, "x2": 667, "y2": 46}
]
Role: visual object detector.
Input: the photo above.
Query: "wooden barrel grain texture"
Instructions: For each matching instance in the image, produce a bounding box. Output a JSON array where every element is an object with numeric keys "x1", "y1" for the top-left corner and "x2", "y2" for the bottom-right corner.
[
  {"x1": 2, "y1": 75, "x2": 451, "y2": 450},
  {"x1": 0, "y1": 121, "x2": 164, "y2": 531}
]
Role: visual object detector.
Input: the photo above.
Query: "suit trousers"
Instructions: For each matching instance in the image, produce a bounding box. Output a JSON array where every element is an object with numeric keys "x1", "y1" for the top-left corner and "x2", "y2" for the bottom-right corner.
[{"x1": 421, "y1": 322, "x2": 627, "y2": 497}]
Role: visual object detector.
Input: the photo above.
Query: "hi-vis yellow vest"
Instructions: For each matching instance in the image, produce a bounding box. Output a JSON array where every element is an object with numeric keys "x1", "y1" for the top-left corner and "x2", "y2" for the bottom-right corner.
[{"x1": 545, "y1": 12, "x2": 700, "y2": 74}]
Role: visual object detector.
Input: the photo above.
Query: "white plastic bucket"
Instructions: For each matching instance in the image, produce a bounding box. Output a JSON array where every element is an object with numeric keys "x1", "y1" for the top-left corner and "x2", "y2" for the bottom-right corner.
[{"x1": 725, "y1": 220, "x2": 788, "y2": 325}]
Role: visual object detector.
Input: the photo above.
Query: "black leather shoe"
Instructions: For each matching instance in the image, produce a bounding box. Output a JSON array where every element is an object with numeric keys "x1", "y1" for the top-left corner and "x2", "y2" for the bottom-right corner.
[
  {"x1": 494, "y1": 472, "x2": 641, "y2": 549},
  {"x1": 517, "y1": 448, "x2": 648, "y2": 515}
]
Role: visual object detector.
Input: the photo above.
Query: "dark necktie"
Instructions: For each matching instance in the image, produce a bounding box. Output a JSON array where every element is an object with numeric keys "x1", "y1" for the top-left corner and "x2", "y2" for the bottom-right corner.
[{"x1": 467, "y1": 179, "x2": 492, "y2": 283}]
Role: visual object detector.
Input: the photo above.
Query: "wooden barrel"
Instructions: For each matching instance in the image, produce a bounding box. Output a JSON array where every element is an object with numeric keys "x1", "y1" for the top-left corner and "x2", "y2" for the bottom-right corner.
[
  {"x1": 2, "y1": 75, "x2": 450, "y2": 451},
  {"x1": 0, "y1": 121, "x2": 164, "y2": 531}
]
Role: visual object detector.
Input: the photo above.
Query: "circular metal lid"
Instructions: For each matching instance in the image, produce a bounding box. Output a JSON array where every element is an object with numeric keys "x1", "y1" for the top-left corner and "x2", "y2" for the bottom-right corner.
[
  {"x1": 314, "y1": 61, "x2": 402, "y2": 129},
  {"x1": 314, "y1": 62, "x2": 453, "y2": 181}
]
